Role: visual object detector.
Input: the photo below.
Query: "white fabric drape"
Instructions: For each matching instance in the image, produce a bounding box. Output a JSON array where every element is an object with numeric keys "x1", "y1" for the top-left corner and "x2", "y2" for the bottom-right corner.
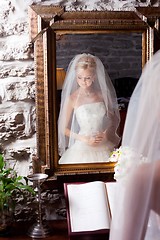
[{"x1": 109, "y1": 50, "x2": 160, "y2": 240}]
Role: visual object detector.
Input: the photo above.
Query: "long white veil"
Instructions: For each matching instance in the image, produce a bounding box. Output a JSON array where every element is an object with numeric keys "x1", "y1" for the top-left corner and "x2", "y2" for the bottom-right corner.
[
  {"x1": 58, "y1": 53, "x2": 120, "y2": 156},
  {"x1": 109, "y1": 50, "x2": 160, "y2": 240}
]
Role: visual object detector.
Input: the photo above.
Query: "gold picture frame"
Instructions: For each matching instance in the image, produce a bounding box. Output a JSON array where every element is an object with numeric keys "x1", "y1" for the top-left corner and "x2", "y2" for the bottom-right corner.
[{"x1": 28, "y1": 5, "x2": 160, "y2": 179}]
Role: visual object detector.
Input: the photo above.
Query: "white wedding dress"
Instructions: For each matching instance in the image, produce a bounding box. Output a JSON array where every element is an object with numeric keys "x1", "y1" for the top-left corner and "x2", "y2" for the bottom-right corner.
[{"x1": 59, "y1": 102, "x2": 113, "y2": 164}]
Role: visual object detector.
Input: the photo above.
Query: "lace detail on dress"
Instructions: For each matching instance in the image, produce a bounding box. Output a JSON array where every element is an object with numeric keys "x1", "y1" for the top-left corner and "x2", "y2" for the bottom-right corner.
[{"x1": 75, "y1": 102, "x2": 106, "y2": 135}]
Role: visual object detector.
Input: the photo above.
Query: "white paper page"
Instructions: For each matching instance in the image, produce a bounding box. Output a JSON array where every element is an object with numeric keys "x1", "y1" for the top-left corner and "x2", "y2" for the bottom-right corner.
[
  {"x1": 105, "y1": 182, "x2": 118, "y2": 219},
  {"x1": 67, "y1": 181, "x2": 111, "y2": 232}
]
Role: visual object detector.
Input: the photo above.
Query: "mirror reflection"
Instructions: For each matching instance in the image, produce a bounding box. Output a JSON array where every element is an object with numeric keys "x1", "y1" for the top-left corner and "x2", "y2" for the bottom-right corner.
[
  {"x1": 58, "y1": 53, "x2": 120, "y2": 164},
  {"x1": 56, "y1": 33, "x2": 142, "y2": 164}
]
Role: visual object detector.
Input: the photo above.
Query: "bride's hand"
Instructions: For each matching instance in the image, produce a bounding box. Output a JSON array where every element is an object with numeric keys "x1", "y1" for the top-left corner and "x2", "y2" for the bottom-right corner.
[
  {"x1": 88, "y1": 135, "x2": 99, "y2": 146},
  {"x1": 95, "y1": 130, "x2": 107, "y2": 142},
  {"x1": 82, "y1": 131, "x2": 107, "y2": 146},
  {"x1": 79, "y1": 135, "x2": 95, "y2": 146}
]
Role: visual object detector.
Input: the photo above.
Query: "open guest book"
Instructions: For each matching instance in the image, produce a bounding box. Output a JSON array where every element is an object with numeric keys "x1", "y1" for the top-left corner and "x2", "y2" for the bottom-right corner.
[{"x1": 64, "y1": 181, "x2": 117, "y2": 238}]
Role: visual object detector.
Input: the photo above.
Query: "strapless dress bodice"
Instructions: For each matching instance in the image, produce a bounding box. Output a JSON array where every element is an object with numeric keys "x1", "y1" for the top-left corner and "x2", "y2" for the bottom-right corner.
[{"x1": 75, "y1": 102, "x2": 106, "y2": 135}]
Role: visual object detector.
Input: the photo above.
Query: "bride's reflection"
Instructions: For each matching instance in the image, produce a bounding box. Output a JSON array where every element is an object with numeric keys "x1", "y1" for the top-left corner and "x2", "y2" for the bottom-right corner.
[{"x1": 58, "y1": 53, "x2": 120, "y2": 164}]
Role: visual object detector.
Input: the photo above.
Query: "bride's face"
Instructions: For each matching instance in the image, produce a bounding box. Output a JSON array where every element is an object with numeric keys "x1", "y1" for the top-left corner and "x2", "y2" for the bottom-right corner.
[{"x1": 76, "y1": 68, "x2": 95, "y2": 89}]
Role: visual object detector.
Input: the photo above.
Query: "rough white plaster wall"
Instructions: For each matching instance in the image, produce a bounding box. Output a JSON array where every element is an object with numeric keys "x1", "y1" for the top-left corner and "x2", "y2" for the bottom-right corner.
[
  {"x1": 0, "y1": 0, "x2": 159, "y2": 177},
  {"x1": 0, "y1": 0, "x2": 37, "y2": 176},
  {"x1": 38, "y1": 0, "x2": 159, "y2": 10}
]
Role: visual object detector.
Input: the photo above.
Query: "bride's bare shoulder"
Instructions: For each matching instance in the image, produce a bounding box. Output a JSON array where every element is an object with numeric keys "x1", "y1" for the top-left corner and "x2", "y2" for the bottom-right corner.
[
  {"x1": 67, "y1": 90, "x2": 79, "y2": 108},
  {"x1": 70, "y1": 89, "x2": 79, "y2": 101},
  {"x1": 96, "y1": 91, "x2": 103, "y2": 100}
]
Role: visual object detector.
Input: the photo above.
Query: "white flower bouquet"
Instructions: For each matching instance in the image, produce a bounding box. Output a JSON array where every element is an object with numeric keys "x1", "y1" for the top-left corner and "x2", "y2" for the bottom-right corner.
[{"x1": 109, "y1": 146, "x2": 147, "y2": 181}]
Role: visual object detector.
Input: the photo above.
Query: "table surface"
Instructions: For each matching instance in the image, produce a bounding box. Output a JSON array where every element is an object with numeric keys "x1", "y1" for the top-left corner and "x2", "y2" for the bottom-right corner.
[{"x1": 0, "y1": 220, "x2": 109, "y2": 240}]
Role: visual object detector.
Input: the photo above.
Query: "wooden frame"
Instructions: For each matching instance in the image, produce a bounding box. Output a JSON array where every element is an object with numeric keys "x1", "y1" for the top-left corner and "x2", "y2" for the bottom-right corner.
[{"x1": 28, "y1": 5, "x2": 160, "y2": 178}]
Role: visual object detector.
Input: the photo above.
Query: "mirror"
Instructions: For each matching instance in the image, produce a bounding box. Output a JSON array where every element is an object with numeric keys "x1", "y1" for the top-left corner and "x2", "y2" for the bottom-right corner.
[{"x1": 28, "y1": 5, "x2": 159, "y2": 178}]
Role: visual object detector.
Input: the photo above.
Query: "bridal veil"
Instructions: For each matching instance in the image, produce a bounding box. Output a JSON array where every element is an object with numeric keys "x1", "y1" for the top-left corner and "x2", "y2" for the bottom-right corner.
[
  {"x1": 58, "y1": 53, "x2": 120, "y2": 157},
  {"x1": 109, "y1": 50, "x2": 160, "y2": 240}
]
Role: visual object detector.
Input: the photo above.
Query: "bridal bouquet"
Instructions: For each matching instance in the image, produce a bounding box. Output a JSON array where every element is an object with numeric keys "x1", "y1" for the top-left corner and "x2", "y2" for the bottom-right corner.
[{"x1": 109, "y1": 146, "x2": 147, "y2": 181}]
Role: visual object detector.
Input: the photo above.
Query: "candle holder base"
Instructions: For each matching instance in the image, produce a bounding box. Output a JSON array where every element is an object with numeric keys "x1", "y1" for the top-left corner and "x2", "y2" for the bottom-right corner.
[{"x1": 27, "y1": 222, "x2": 51, "y2": 238}]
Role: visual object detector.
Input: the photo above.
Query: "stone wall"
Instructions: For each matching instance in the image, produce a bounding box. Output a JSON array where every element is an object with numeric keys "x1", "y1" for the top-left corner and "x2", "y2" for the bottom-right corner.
[
  {"x1": 0, "y1": 0, "x2": 159, "y2": 177},
  {"x1": 0, "y1": 0, "x2": 36, "y2": 176}
]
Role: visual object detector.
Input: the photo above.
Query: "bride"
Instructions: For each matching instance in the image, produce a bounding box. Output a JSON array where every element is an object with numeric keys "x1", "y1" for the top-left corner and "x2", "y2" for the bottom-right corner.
[
  {"x1": 58, "y1": 53, "x2": 120, "y2": 164},
  {"x1": 109, "y1": 50, "x2": 160, "y2": 240}
]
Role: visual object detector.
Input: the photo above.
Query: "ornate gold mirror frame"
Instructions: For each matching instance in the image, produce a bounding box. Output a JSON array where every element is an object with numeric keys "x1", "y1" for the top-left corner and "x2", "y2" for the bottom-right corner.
[{"x1": 28, "y1": 5, "x2": 160, "y2": 178}]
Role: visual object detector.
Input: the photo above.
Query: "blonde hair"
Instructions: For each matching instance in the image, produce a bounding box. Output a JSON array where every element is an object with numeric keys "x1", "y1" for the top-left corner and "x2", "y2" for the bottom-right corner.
[{"x1": 75, "y1": 55, "x2": 96, "y2": 70}]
